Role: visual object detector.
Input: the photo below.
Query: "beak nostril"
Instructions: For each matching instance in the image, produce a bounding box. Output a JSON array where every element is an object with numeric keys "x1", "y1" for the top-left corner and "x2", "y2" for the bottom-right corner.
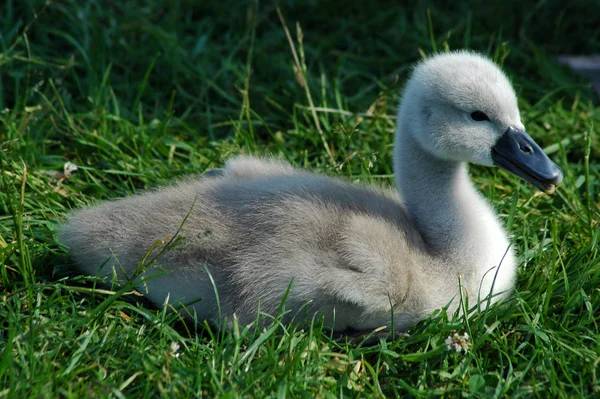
[{"x1": 519, "y1": 144, "x2": 533, "y2": 154}]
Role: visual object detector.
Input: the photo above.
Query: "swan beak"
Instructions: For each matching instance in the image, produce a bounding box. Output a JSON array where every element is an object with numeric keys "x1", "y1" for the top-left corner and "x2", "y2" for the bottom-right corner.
[{"x1": 492, "y1": 127, "x2": 563, "y2": 193}]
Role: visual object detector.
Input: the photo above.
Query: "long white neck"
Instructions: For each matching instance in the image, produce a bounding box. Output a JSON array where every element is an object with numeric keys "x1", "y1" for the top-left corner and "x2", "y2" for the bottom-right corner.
[{"x1": 394, "y1": 123, "x2": 515, "y2": 300}]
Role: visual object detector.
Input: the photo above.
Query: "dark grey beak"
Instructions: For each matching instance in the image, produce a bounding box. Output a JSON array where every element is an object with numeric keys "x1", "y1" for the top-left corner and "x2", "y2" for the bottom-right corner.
[{"x1": 491, "y1": 127, "x2": 563, "y2": 193}]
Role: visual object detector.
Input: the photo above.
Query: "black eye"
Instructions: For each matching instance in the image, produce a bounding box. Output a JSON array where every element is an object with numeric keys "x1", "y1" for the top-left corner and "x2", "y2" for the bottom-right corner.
[{"x1": 471, "y1": 111, "x2": 490, "y2": 122}]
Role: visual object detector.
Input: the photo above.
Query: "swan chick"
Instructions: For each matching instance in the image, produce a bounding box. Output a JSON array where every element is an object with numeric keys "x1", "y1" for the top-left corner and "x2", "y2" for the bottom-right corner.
[{"x1": 59, "y1": 51, "x2": 562, "y2": 332}]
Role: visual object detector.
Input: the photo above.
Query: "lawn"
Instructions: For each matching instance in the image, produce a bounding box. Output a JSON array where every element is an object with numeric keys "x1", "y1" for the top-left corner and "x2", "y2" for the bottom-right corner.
[{"x1": 1, "y1": 0, "x2": 599, "y2": 397}]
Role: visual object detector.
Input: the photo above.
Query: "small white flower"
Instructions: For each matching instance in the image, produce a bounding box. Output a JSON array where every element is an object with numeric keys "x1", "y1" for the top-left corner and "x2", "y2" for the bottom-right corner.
[
  {"x1": 445, "y1": 331, "x2": 471, "y2": 353},
  {"x1": 170, "y1": 341, "x2": 181, "y2": 358},
  {"x1": 63, "y1": 161, "x2": 78, "y2": 178}
]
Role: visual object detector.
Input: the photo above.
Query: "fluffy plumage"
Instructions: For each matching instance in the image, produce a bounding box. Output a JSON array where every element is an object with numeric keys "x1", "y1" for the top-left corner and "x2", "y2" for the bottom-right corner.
[{"x1": 60, "y1": 51, "x2": 558, "y2": 332}]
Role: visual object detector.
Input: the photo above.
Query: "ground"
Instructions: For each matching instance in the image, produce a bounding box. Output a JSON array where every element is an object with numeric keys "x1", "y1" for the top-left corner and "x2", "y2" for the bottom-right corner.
[{"x1": 1, "y1": 0, "x2": 599, "y2": 397}]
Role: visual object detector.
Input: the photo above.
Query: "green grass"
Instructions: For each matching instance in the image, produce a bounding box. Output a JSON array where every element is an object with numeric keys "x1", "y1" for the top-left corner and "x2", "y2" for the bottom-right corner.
[{"x1": 1, "y1": 0, "x2": 599, "y2": 397}]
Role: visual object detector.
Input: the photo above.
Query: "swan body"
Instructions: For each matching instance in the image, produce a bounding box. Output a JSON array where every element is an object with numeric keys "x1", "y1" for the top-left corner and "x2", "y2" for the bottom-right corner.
[{"x1": 60, "y1": 51, "x2": 562, "y2": 331}]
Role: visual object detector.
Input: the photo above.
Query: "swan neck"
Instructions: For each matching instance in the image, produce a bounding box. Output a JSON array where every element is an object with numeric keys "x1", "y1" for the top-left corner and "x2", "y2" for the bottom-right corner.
[{"x1": 394, "y1": 131, "x2": 483, "y2": 255}]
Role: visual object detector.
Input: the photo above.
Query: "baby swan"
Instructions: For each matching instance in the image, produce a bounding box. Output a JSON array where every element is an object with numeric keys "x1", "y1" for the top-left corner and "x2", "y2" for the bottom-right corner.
[{"x1": 60, "y1": 51, "x2": 562, "y2": 332}]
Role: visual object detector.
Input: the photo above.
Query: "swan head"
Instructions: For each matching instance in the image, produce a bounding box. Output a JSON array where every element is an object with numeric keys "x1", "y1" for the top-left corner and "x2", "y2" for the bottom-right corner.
[{"x1": 397, "y1": 51, "x2": 563, "y2": 192}]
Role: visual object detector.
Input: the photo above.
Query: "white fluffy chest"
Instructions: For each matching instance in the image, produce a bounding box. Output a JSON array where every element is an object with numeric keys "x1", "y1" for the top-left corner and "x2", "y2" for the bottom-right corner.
[{"x1": 463, "y1": 200, "x2": 517, "y2": 305}]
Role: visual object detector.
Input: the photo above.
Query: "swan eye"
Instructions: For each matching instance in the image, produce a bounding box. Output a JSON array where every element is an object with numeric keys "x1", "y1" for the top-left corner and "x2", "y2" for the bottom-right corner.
[{"x1": 471, "y1": 111, "x2": 490, "y2": 122}]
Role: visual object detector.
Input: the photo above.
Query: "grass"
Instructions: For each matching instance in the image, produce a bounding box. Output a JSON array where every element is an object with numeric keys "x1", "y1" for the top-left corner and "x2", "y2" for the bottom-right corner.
[{"x1": 1, "y1": 0, "x2": 599, "y2": 397}]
